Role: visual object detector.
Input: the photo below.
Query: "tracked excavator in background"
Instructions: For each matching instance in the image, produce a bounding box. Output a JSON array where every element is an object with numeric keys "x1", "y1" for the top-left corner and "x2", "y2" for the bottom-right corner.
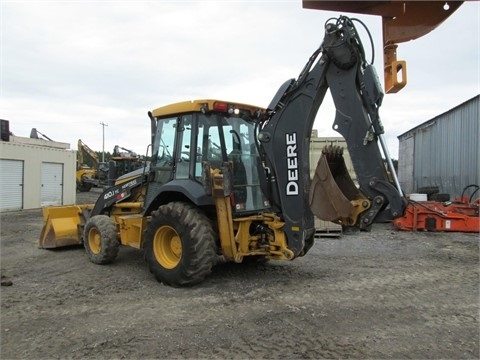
[
  {"x1": 76, "y1": 139, "x2": 103, "y2": 192},
  {"x1": 109, "y1": 145, "x2": 143, "y2": 186},
  {"x1": 39, "y1": 3, "x2": 475, "y2": 287},
  {"x1": 77, "y1": 140, "x2": 144, "y2": 191}
]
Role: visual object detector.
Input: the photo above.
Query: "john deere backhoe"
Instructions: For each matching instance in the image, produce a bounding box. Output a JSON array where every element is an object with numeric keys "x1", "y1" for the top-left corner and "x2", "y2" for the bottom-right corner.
[{"x1": 39, "y1": 2, "x2": 466, "y2": 286}]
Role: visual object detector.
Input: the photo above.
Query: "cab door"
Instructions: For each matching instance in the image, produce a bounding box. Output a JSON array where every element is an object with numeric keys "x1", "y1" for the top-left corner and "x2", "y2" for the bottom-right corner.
[
  {"x1": 174, "y1": 115, "x2": 194, "y2": 180},
  {"x1": 150, "y1": 117, "x2": 177, "y2": 184}
]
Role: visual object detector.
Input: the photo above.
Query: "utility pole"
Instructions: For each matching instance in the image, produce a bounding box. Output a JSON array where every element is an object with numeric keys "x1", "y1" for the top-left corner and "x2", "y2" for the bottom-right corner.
[{"x1": 100, "y1": 122, "x2": 108, "y2": 162}]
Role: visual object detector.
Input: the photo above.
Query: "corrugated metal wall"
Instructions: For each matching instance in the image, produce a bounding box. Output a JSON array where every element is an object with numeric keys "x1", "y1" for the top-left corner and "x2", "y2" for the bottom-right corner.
[{"x1": 398, "y1": 95, "x2": 479, "y2": 198}]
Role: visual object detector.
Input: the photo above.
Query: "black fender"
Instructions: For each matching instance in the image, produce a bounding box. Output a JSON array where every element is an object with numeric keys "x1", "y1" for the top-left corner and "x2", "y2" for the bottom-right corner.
[{"x1": 143, "y1": 179, "x2": 214, "y2": 216}]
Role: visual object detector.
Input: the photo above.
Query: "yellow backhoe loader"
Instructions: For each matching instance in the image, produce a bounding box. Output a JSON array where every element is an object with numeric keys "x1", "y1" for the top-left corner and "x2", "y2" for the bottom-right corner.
[{"x1": 39, "y1": 2, "x2": 463, "y2": 286}]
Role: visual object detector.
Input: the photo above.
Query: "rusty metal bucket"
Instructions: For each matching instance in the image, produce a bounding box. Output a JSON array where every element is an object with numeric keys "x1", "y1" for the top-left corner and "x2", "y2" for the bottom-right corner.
[
  {"x1": 309, "y1": 146, "x2": 369, "y2": 226},
  {"x1": 39, "y1": 205, "x2": 92, "y2": 249}
]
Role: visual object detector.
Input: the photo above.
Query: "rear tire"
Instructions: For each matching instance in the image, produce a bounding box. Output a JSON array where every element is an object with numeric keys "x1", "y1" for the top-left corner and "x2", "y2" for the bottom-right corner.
[
  {"x1": 144, "y1": 202, "x2": 217, "y2": 287},
  {"x1": 84, "y1": 215, "x2": 119, "y2": 264}
]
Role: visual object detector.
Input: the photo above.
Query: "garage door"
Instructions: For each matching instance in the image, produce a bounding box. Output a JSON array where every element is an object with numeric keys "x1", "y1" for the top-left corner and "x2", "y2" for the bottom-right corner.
[
  {"x1": 41, "y1": 162, "x2": 63, "y2": 206},
  {"x1": 0, "y1": 159, "x2": 24, "y2": 211}
]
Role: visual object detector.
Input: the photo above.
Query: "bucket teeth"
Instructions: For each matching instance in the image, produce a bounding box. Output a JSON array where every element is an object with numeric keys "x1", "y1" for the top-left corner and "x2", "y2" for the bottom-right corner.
[{"x1": 322, "y1": 145, "x2": 344, "y2": 157}]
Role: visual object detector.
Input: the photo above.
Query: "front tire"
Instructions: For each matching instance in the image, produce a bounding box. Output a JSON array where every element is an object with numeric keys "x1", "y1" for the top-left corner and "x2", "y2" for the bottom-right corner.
[
  {"x1": 84, "y1": 215, "x2": 119, "y2": 264},
  {"x1": 144, "y1": 202, "x2": 217, "y2": 287}
]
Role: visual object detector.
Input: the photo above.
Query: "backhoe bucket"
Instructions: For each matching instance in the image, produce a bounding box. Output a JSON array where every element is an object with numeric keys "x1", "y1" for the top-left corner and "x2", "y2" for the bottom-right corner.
[
  {"x1": 309, "y1": 146, "x2": 368, "y2": 226},
  {"x1": 39, "y1": 205, "x2": 92, "y2": 249}
]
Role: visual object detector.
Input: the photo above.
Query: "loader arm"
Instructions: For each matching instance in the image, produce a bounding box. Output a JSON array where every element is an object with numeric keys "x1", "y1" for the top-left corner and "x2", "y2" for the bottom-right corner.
[
  {"x1": 258, "y1": 16, "x2": 405, "y2": 256},
  {"x1": 39, "y1": 170, "x2": 147, "y2": 249}
]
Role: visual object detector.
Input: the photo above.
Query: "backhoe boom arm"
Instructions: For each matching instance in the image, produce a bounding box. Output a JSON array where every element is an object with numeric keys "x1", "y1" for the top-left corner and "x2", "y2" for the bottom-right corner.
[{"x1": 258, "y1": 16, "x2": 405, "y2": 256}]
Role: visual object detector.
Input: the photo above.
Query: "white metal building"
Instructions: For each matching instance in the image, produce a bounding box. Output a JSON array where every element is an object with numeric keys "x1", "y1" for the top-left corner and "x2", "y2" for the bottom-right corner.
[
  {"x1": 397, "y1": 95, "x2": 479, "y2": 198},
  {"x1": 0, "y1": 134, "x2": 76, "y2": 212}
]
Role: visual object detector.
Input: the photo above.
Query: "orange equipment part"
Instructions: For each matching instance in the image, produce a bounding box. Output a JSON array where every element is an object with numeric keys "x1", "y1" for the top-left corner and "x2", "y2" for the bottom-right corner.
[
  {"x1": 394, "y1": 200, "x2": 479, "y2": 232},
  {"x1": 302, "y1": 1, "x2": 463, "y2": 93}
]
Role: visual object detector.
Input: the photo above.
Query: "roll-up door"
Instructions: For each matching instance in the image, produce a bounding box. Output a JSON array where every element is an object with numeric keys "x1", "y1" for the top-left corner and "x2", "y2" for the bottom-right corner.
[
  {"x1": 0, "y1": 159, "x2": 24, "y2": 211},
  {"x1": 41, "y1": 162, "x2": 63, "y2": 206}
]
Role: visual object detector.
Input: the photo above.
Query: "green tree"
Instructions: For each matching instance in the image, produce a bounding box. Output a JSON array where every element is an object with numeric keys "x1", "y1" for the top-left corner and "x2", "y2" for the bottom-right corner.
[
  {"x1": 95, "y1": 151, "x2": 112, "y2": 163},
  {"x1": 383, "y1": 158, "x2": 398, "y2": 173}
]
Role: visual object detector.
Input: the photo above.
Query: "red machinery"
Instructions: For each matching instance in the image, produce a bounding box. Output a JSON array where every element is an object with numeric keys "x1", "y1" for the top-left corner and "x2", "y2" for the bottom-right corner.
[{"x1": 394, "y1": 185, "x2": 479, "y2": 232}]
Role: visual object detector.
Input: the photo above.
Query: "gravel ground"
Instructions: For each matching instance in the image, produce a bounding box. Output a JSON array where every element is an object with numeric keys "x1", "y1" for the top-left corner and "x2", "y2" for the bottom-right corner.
[{"x1": 1, "y1": 187, "x2": 478, "y2": 359}]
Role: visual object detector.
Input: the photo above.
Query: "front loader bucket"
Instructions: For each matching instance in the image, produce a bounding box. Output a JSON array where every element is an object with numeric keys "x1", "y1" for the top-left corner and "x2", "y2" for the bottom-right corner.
[
  {"x1": 39, "y1": 205, "x2": 92, "y2": 249},
  {"x1": 309, "y1": 146, "x2": 369, "y2": 226}
]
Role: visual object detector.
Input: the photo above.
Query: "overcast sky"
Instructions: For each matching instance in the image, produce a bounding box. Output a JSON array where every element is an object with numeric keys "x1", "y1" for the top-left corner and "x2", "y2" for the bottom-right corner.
[{"x1": 1, "y1": 1, "x2": 479, "y2": 159}]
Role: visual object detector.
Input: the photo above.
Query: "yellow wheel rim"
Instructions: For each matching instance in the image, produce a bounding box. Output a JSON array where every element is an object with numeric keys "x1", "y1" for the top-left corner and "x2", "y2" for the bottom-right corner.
[
  {"x1": 88, "y1": 228, "x2": 101, "y2": 255},
  {"x1": 153, "y1": 225, "x2": 182, "y2": 269}
]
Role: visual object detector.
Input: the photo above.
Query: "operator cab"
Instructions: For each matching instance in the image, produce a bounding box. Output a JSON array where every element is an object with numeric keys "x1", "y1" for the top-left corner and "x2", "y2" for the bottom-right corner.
[{"x1": 148, "y1": 100, "x2": 269, "y2": 214}]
